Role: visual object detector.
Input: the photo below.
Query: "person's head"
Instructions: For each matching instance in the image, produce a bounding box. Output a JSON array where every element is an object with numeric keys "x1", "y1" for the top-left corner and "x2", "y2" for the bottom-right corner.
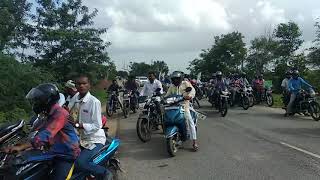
[
  {"x1": 190, "y1": 79, "x2": 197, "y2": 86},
  {"x1": 76, "y1": 75, "x2": 91, "y2": 96},
  {"x1": 216, "y1": 71, "x2": 223, "y2": 80},
  {"x1": 65, "y1": 80, "x2": 77, "y2": 96},
  {"x1": 292, "y1": 70, "x2": 299, "y2": 79},
  {"x1": 285, "y1": 70, "x2": 292, "y2": 79},
  {"x1": 148, "y1": 71, "x2": 156, "y2": 83},
  {"x1": 26, "y1": 83, "x2": 60, "y2": 114},
  {"x1": 171, "y1": 71, "x2": 184, "y2": 86},
  {"x1": 258, "y1": 73, "x2": 264, "y2": 80}
]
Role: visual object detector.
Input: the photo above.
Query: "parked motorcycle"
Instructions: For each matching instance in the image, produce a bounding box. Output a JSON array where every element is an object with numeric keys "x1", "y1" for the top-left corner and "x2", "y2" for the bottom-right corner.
[
  {"x1": 245, "y1": 86, "x2": 255, "y2": 107},
  {"x1": 163, "y1": 87, "x2": 198, "y2": 157},
  {"x1": 288, "y1": 89, "x2": 320, "y2": 121},
  {"x1": 136, "y1": 88, "x2": 163, "y2": 142},
  {"x1": 0, "y1": 136, "x2": 121, "y2": 180}
]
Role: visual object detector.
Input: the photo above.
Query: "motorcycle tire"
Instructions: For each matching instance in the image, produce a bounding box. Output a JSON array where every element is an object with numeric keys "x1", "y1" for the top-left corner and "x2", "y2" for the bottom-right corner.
[
  {"x1": 266, "y1": 95, "x2": 274, "y2": 107},
  {"x1": 167, "y1": 137, "x2": 178, "y2": 157},
  {"x1": 249, "y1": 95, "x2": 254, "y2": 107},
  {"x1": 242, "y1": 96, "x2": 250, "y2": 110},
  {"x1": 136, "y1": 118, "x2": 152, "y2": 142},
  {"x1": 309, "y1": 102, "x2": 320, "y2": 121},
  {"x1": 123, "y1": 106, "x2": 128, "y2": 118},
  {"x1": 107, "y1": 164, "x2": 117, "y2": 180},
  {"x1": 106, "y1": 101, "x2": 114, "y2": 117},
  {"x1": 220, "y1": 100, "x2": 228, "y2": 117}
]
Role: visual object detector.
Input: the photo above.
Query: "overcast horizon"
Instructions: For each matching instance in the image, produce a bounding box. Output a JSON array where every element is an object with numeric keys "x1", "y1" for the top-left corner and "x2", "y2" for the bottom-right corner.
[{"x1": 81, "y1": 0, "x2": 320, "y2": 72}]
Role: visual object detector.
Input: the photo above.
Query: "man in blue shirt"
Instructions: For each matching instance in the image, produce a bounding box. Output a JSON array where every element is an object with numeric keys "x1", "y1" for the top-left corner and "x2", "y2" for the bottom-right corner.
[{"x1": 286, "y1": 70, "x2": 314, "y2": 116}]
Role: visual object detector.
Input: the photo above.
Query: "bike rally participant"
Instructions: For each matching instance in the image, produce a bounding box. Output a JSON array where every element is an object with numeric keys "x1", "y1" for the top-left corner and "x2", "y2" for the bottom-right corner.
[
  {"x1": 281, "y1": 70, "x2": 292, "y2": 108},
  {"x1": 285, "y1": 70, "x2": 315, "y2": 117},
  {"x1": 67, "y1": 75, "x2": 112, "y2": 180},
  {"x1": 124, "y1": 75, "x2": 140, "y2": 108},
  {"x1": 140, "y1": 71, "x2": 163, "y2": 97},
  {"x1": 64, "y1": 80, "x2": 79, "y2": 110},
  {"x1": 165, "y1": 71, "x2": 199, "y2": 151},
  {"x1": 3, "y1": 83, "x2": 81, "y2": 179},
  {"x1": 213, "y1": 71, "x2": 228, "y2": 105}
]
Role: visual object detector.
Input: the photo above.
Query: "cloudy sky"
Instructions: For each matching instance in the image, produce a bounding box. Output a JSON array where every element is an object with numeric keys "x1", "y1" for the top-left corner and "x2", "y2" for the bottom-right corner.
[{"x1": 81, "y1": 0, "x2": 320, "y2": 72}]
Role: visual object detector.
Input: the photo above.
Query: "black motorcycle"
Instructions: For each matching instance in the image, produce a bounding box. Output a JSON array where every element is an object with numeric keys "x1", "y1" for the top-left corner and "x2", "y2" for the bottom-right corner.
[
  {"x1": 136, "y1": 89, "x2": 163, "y2": 142},
  {"x1": 288, "y1": 89, "x2": 320, "y2": 121},
  {"x1": 0, "y1": 120, "x2": 25, "y2": 149},
  {"x1": 106, "y1": 91, "x2": 123, "y2": 117},
  {"x1": 215, "y1": 90, "x2": 229, "y2": 117}
]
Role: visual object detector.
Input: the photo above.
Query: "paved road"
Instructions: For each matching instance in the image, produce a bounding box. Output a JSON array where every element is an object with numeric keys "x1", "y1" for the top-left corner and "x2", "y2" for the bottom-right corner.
[{"x1": 116, "y1": 101, "x2": 320, "y2": 180}]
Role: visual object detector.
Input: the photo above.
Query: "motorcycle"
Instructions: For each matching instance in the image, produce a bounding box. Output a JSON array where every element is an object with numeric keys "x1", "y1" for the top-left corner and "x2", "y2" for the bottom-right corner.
[
  {"x1": 288, "y1": 89, "x2": 320, "y2": 121},
  {"x1": 217, "y1": 89, "x2": 230, "y2": 117},
  {"x1": 0, "y1": 120, "x2": 25, "y2": 149},
  {"x1": 163, "y1": 87, "x2": 198, "y2": 157},
  {"x1": 136, "y1": 88, "x2": 164, "y2": 142},
  {"x1": 0, "y1": 136, "x2": 121, "y2": 180},
  {"x1": 263, "y1": 87, "x2": 274, "y2": 107},
  {"x1": 106, "y1": 91, "x2": 123, "y2": 118},
  {"x1": 245, "y1": 86, "x2": 255, "y2": 107}
]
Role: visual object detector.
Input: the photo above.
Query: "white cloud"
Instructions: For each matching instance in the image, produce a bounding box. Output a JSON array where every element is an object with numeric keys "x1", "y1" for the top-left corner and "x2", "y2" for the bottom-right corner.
[
  {"x1": 312, "y1": 9, "x2": 320, "y2": 21},
  {"x1": 256, "y1": 0, "x2": 286, "y2": 24}
]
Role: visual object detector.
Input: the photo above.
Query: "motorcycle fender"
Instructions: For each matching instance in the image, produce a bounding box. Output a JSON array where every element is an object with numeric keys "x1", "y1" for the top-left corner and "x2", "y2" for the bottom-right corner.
[{"x1": 165, "y1": 126, "x2": 178, "y2": 138}]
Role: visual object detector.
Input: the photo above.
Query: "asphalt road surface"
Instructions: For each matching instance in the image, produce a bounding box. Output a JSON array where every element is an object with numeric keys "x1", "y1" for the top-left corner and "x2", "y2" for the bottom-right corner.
[{"x1": 116, "y1": 101, "x2": 320, "y2": 180}]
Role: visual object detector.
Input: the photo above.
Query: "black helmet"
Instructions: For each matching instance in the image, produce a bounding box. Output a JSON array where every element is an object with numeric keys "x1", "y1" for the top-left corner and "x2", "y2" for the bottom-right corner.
[
  {"x1": 171, "y1": 71, "x2": 183, "y2": 86},
  {"x1": 216, "y1": 71, "x2": 223, "y2": 76},
  {"x1": 26, "y1": 83, "x2": 60, "y2": 114},
  {"x1": 285, "y1": 70, "x2": 292, "y2": 75},
  {"x1": 292, "y1": 70, "x2": 299, "y2": 78}
]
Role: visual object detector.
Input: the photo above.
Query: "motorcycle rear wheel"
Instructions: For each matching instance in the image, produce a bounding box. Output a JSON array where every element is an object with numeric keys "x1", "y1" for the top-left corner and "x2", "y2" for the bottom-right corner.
[
  {"x1": 106, "y1": 101, "x2": 114, "y2": 117},
  {"x1": 136, "y1": 118, "x2": 152, "y2": 142},
  {"x1": 220, "y1": 100, "x2": 228, "y2": 117},
  {"x1": 167, "y1": 137, "x2": 178, "y2": 157},
  {"x1": 309, "y1": 102, "x2": 320, "y2": 121}
]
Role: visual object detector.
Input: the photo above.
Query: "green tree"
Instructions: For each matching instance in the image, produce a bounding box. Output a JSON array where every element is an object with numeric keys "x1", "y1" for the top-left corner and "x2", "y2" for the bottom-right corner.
[
  {"x1": 189, "y1": 32, "x2": 247, "y2": 77},
  {"x1": 0, "y1": 53, "x2": 54, "y2": 122},
  {"x1": 151, "y1": 60, "x2": 169, "y2": 75},
  {"x1": 27, "y1": 0, "x2": 114, "y2": 82},
  {"x1": 308, "y1": 20, "x2": 320, "y2": 68},
  {"x1": 0, "y1": 0, "x2": 32, "y2": 53},
  {"x1": 246, "y1": 36, "x2": 278, "y2": 76},
  {"x1": 117, "y1": 70, "x2": 129, "y2": 78},
  {"x1": 129, "y1": 62, "x2": 152, "y2": 77}
]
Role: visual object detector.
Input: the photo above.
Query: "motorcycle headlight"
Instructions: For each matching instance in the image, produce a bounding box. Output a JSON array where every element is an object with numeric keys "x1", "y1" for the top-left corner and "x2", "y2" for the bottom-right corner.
[{"x1": 222, "y1": 91, "x2": 229, "y2": 95}]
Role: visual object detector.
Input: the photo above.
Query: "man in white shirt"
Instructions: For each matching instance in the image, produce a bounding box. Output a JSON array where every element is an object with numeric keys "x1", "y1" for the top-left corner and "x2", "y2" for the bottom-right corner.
[
  {"x1": 281, "y1": 70, "x2": 292, "y2": 108},
  {"x1": 69, "y1": 75, "x2": 111, "y2": 179},
  {"x1": 140, "y1": 71, "x2": 163, "y2": 97}
]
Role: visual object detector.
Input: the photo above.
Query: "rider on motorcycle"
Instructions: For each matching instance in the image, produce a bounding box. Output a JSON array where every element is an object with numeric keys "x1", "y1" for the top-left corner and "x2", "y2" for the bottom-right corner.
[
  {"x1": 165, "y1": 71, "x2": 199, "y2": 151},
  {"x1": 240, "y1": 72, "x2": 250, "y2": 87},
  {"x1": 124, "y1": 75, "x2": 140, "y2": 106},
  {"x1": 213, "y1": 71, "x2": 228, "y2": 106},
  {"x1": 3, "y1": 83, "x2": 81, "y2": 179},
  {"x1": 281, "y1": 70, "x2": 292, "y2": 108},
  {"x1": 286, "y1": 70, "x2": 315, "y2": 116}
]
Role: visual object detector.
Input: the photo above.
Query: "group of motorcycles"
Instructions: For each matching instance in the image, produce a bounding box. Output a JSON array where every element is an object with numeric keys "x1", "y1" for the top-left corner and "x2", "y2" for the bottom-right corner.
[{"x1": 0, "y1": 116, "x2": 121, "y2": 180}]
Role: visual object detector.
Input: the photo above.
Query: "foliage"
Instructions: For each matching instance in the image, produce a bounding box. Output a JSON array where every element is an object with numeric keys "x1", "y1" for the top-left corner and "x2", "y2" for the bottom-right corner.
[
  {"x1": 129, "y1": 61, "x2": 169, "y2": 77},
  {"x1": 188, "y1": 31, "x2": 247, "y2": 78},
  {"x1": 0, "y1": 53, "x2": 54, "y2": 123},
  {"x1": 308, "y1": 20, "x2": 320, "y2": 68},
  {"x1": 0, "y1": 0, "x2": 32, "y2": 53},
  {"x1": 24, "y1": 0, "x2": 115, "y2": 82},
  {"x1": 117, "y1": 71, "x2": 129, "y2": 78}
]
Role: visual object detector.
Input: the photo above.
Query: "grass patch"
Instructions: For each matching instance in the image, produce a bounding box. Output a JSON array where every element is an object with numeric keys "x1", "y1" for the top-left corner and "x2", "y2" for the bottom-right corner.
[
  {"x1": 272, "y1": 93, "x2": 283, "y2": 108},
  {"x1": 91, "y1": 89, "x2": 108, "y2": 105}
]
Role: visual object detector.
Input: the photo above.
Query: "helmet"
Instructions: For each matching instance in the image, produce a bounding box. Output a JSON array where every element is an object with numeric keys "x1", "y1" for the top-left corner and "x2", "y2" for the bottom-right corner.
[
  {"x1": 216, "y1": 71, "x2": 223, "y2": 76},
  {"x1": 292, "y1": 70, "x2": 299, "y2": 78},
  {"x1": 171, "y1": 71, "x2": 184, "y2": 86},
  {"x1": 26, "y1": 83, "x2": 60, "y2": 114},
  {"x1": 285, "y1": 70, "x2": 292, "y2": 75}
]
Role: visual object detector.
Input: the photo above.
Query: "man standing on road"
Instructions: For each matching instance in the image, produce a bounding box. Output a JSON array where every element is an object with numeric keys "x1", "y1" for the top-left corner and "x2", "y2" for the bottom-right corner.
[
  {"x1": 69, "y1": 75, "x2": 112, "y2": 180},
  {"x1": 64, "y1": 80, "x2": 79, "y2": 110},
  {"x1": 165, "y1": 71, "x2": 198, "y2": 151},
  {"x1": 281, "y1": 70, "x2": 292, "y2": 108},
  {"x1": 140, "y1": 71, "x2": 163, "y2": 97}
]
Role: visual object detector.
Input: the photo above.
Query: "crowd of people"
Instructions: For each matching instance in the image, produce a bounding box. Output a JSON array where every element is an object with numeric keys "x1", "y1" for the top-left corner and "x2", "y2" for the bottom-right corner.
[{"x1": 1, "y1": 68, "x2": 317, "y2": 179}]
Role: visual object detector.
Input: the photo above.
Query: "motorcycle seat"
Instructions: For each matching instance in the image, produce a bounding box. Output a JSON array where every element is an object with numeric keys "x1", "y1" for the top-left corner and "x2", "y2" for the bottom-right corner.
[{"x1": 0, "y1": 120, "x2": 23, "y2": 138}]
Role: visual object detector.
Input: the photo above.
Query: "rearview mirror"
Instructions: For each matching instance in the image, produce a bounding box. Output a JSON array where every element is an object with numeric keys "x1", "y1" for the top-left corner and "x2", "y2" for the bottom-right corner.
[{"x1": 186, "y1": 87, "x2": 192, "y2": 92}]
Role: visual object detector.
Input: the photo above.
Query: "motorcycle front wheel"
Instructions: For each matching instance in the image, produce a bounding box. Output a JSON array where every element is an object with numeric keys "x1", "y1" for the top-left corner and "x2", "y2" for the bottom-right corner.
[
  {"x1": 266, "y1": 94, "x2": 274, "y2": 107},
  {"x1": 249, "y1": 95, "x2": 254, "y2": 107},
  {"x1": 309, "y1": 102, "x2": 320, "y2": 121},
  {"x1": 106, "y1": 100, "x2": 114, "y2": 117},
  {"x1": 242, "y1": 96, "x2": 250, "y2": 110},
  {"x1": 220, "y1": 99, "x2": 228, "y2": 117},
  {"x1": 167, "y1": 136, "x2": 178, "y2": 157},
  {"x1": 136, "y1": 118, "x2": 152, "y2": 142}
]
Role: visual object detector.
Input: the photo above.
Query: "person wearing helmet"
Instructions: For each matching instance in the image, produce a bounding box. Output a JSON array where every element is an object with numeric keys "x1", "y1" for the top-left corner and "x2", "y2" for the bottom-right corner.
[
  {"x1": 213, "y1": 71, "x2": 228, "y2": 106},
  {"x1": 281, "y1": 70, "x2": 292, "y2": 108},
  {"x1": 286, "y1": 70, "x2": 314, "y2": 116},
  {"x1": 165, "y1": 71, "x2": 198, "y2": 151},
  {"x1": 3, "y1": 83, "x2": 81, "y2": 179},
  {"x1": 240, "y1": 72, "x2": 249, "y2": 87}
]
